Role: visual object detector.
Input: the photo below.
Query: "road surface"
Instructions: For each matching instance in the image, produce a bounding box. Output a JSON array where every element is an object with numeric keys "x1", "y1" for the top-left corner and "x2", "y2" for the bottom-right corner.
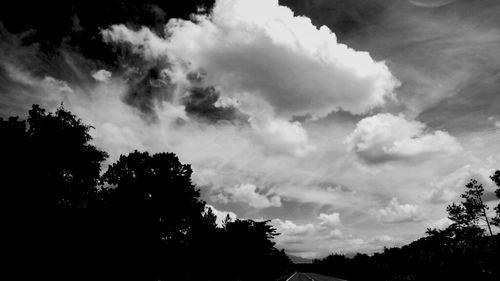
[{"x1": 285, "y1": 272, "x2": 347, "y2": 281}]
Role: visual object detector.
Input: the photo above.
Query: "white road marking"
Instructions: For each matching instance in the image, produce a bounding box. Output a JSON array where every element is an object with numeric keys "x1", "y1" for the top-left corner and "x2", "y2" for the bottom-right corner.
[{"x1": 285, "y1": 272, "x2": 297, "y2": 281}]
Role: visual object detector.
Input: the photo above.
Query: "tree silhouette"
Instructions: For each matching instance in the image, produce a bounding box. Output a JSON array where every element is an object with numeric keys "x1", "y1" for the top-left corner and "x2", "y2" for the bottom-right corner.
[
  {"x1": 446, "y1": 179, "x2": 493, "y2": 236},
  {"x1": 221, "y1": 219, "x2": 292, "y2": 281},
  {"x1": 489, "y1": 170, "x2": 500, "y2": 226},
  {"x1": 1, "y1": 104, "x2": 108, "y2": 208},
  {"x1": 1, "y1": 104, "x2": 109, "y2": 280},
  {"x1": 28, "y1": 104, "x2": 108, "y2": 207},
  {"x1": 1, "y1": 105, "x2": 293, "y2": 281},
  {"x1": 100, "y1": 150, "x2": 216, "y2": 280}
]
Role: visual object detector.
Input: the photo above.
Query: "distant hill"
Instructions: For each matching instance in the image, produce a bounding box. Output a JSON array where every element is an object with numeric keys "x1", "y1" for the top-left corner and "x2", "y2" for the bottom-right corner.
[{"x1": 288, "y1": 254, "x2": 312, "y2": 264}]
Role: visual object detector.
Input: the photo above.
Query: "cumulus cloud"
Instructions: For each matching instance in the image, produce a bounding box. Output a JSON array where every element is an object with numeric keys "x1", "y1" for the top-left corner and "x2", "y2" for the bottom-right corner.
[
  {"x1": 317, "y1": 212, "x2": 343, "y2": 239},
  {"x1": 211, "y1": 184, "x2": 282, "y2": 209},
  {"x1": 318, "y1": 212, "x2": 342, "y2": 229},
  {"x1": 271, "y1": 213, "x2": 344, "y2": 256},
  {"x1": 101, "y1": 0, "x2": 400, "y2": 156},
  {"x1": 91, "y1": 69, "x2": 112, "y2": 82},
  {"x1": 272, "y1": 213, "x2": 343, "y2": 243},
  {"x1": 272, "y1": 214, "x2": 407, "y2": 258},
  {"x1": 249, "y1": 116, "x2": 315, "y2": 156},
  {"x1": 346, "y1": 113, "x2": 462, "y2": 164},
  {"x1": 103, "y1": 0, "x2": 398, "y2": 118},
  {"x1": 377, "y1": 197, "x2": 422, "y2": 223},
  {"x1": 424, "y1": 164, "x2": 498, "y2": 204},
  {"x1": 272, "y1": 219, "x2": 315, "y2": 238}
]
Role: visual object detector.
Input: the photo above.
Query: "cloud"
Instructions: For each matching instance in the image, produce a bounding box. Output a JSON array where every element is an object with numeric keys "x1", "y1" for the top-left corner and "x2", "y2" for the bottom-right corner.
[
  {"x1": 91, "y1": 69, "x2": 112, "y2": 82},
  {"x1": 271, "y1": 213, "x2": 409, "y2": 258},
  {"x1": 318, "y1": 212, "x2": 342, "y2": 229},
  {"x1": 424, "y1": 187, "x2": 457, "y2": 204},
  {"x1": 370, "y1": 235, "x2": 394, "y2": 244},
  {"x1": 272, "y1": 213, "x2": 343, "y2": 243},
  {"x1": 272, "y1": 219, "x2": 315, "y2": 238},
  {"x1": 428, "y1": 217, "x2": 453, "y2": 230},
  {"x1": 346, "y1": 113, "x2": 462, "y2": 164},
  {"x1": 376, "y1": 197, "x2": 422, "y2": 223},
  {"x1": 317, "y1": 212, "x2": 343, "y2": 239},
  {"x1": 271, "y1": 213, "x2": 344, "y2": 256},
  {"x1": 211, "y1": 184, "x2": 282, "y2": 209},
  {"x1": 249, "y1": 116, "x2": 315, "y2": 156},
  {"x1": 424, "y1": 164, "x2": 498, "y2": 204},
  {"x1": 102, "y1": 25, "x2": 170, "y2": 60},
  {"x1": 103, "y1": 0, "x2": 398, "y2": 118},
  {"x1": 206, "y1": 205, "x2": 237, "y2": 227}
]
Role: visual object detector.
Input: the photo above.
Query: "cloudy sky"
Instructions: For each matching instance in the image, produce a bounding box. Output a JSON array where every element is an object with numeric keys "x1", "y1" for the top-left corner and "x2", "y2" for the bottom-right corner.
[{"x1": 1, "y1": 0, "x2": 500, "y2": 258}]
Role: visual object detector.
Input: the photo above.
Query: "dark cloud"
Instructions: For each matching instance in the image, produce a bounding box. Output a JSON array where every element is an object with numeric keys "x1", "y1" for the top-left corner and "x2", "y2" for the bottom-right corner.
[
  {"x1": 184, "y1": 87, "x2": 249, "y2": 124},
  {"x1": 0, "y1": 1, "x2": 215, "y2": 66},
  {"x1": 124, "y1": 65, "x2": 173, "y2": 122},
  {"x1": 314, "y1": 108, "x2": 365, "y2": 126},
  {"x1": 279, "y1": 0, "x2": 386, "y2": 42}
]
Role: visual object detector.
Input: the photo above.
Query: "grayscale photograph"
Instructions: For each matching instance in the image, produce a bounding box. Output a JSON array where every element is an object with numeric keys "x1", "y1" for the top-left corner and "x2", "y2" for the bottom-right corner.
[{"x1": 1, "y1": 0, "x2": 499, "y2": 280}]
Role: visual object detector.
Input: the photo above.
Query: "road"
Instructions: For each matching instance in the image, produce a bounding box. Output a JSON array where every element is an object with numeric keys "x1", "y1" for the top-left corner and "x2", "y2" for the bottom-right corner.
[{"x1": 285, "y1": 272, "x2": 347, "y2": 281}]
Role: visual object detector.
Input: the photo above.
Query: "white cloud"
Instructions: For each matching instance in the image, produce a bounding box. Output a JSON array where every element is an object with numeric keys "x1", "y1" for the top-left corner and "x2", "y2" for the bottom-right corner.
[
  {"x1": 370, "y1": 235, "x2": 394, "y2": 244},
  {"x1": 249, "y1": 116, "x2": 315, "y2": 156},
  {"x1": 211, "y1": 184, "x2": 282, "y2": 209},
  {"x1": 102, "y1": 25, "x2": 169, "y2": 60},
  {"x1": 428, "y1": 217, "x2": 453, "y2": 230},
  {"x1": 377, "y1": 197, "x2": 422, "y2": 223},
  {"x1": 346, "y1": 113, "x2": 462, "y2": 164},
  {"x1": 424, "y1": 164, "x2": 497, "y2": 204},
  {"x1": 272, "y1": 219, "x2": 315, "y2": 237},
  {"x1": 103, "y1": 0, "x2": 398, "y2": 118},
  {"x1": 318, "y1": 212, "x2": 342, "y2": 229},
  {"x1": 206, "y1": 205, "x2": 237, "y2": 227},
  {"x1": 91, "y1": 69, "x2": 112, "y2": 82},
  {"x1": 271, "y1": 214, "x2": 344, "y2": 257},
  {"x1": 424, "y1": 188, "x2": 457, "y2": 204}
]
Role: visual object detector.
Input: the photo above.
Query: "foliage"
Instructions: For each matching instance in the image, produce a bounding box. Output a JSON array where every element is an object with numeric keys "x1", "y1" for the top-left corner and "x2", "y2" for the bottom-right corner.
[
  {"x1": 489, "y1": 170, "x2": 500, "y2": 226},
  {"x1": 1, "y1": 105, "x2": 292, "y2": 281}
]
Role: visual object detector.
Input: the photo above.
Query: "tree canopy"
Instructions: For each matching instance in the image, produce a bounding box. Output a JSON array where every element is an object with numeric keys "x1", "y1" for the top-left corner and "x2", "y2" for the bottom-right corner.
[{"x1": 1, "y1": 105, "x2": 292, "y2": 281}]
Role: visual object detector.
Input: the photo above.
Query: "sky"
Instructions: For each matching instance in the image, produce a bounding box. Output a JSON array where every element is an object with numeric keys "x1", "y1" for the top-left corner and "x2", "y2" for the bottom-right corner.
[{"x1": 1, "y1": 0, "x2": 500, "y2": 259}]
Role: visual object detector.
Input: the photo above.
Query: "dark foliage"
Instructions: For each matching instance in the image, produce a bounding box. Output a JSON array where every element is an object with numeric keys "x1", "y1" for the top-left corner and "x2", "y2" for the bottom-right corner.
[
  {"x1": 1, "y1": 105, "x2": 292, "y2": 281},
  {"x1": 490, "y1": 170, "x2": 500, "y2": 226},
  {"x1": 312, "y1": 233, "x2": 500, "y2": 281}
]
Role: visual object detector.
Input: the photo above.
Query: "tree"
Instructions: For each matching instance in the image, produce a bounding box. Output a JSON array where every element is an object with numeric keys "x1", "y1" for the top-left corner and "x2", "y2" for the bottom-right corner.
[
  {"x1": 1, "y1": 105, "x2": 109, "y2": 281},
  {"x1": 446, "y1": 179, "x2": 493, "y2": 236},
  {"x1": 101, "y1": 150, "x2": 215, "y2": 280},
  {"x1": 489, "y1": 170, "x2": 500, "y2": 226},
  {"x1": 221, "y1": 219, "x2": 292, "y2": 281},
  {"x1": 1, "y1": 105, "x2": 293, "y2": 281},
  {"x1": 102, "y1": 150, "x2": 207, "y2": 242}
]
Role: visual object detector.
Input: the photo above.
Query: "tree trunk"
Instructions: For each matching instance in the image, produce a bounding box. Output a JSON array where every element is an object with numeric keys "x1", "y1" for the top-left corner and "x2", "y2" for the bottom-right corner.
[{"x1": 482, "y1": 207, "x2": 493, "y2": 236}]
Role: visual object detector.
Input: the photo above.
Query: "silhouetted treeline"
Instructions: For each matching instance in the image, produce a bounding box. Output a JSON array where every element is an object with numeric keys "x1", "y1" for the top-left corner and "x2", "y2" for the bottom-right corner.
[
  {"x1": 1, "y1": 105, "x2": 291, "y2": 281},
  {"x1": 310, "y1": 173, "x2": 500, "y2": 281},
  {"x1": 310, "y1": 233, "x2": 499, "y2": 281}
]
